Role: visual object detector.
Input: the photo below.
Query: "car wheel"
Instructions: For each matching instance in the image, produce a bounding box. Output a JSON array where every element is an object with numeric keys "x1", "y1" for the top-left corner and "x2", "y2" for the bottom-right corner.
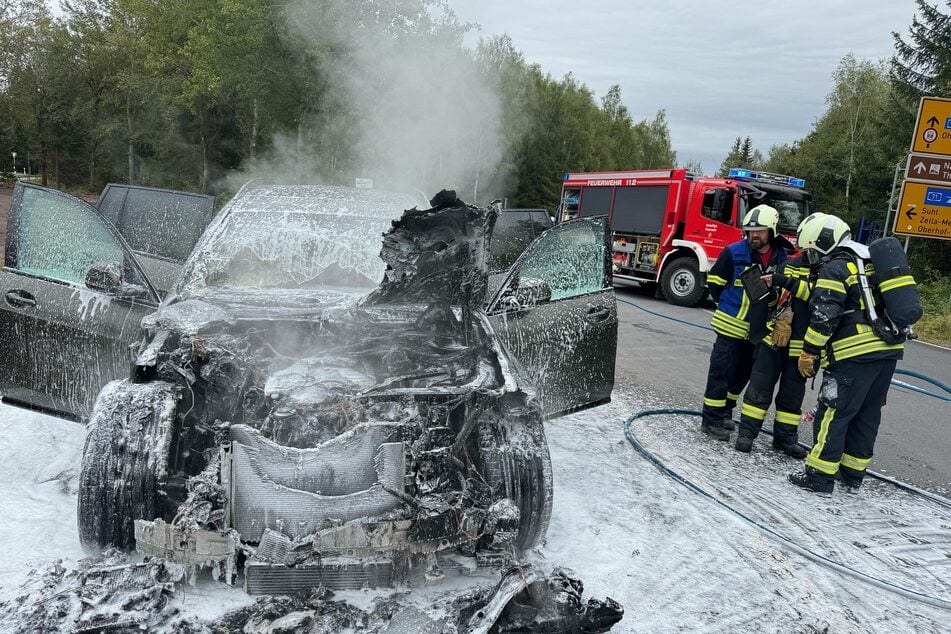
[
  {"x1": 78, "y1": 380, "x2": 179, "y2": 550},
  {"x1": 661, "y1": 257, "x2": 705, "y2": 307},
  {"x1": 477, "y1": 418, "x2": 553, "y2": 552}
]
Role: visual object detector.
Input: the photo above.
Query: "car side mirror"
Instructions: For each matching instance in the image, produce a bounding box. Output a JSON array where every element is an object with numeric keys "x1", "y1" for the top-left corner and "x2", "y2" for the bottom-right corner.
[
  {"x1": 513, "y1": 276, "x2": 552, "y2": 307},
  {"x1": 85, "y1": 261, "x2": 123, "y2": 294}
]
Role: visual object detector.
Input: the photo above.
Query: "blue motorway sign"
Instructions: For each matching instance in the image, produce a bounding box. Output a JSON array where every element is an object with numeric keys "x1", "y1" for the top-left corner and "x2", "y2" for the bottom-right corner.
[{"x1": 924, "y1": 186, "x2": 951, "y2": 207}]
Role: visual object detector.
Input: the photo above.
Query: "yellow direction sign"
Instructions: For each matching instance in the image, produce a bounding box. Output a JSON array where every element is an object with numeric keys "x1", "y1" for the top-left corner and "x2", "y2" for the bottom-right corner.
[
  {"x1": 894, "y1": 180, "x2": 951, "y2": 240},
  {"x1": 911, "y1": 96, "x2": 951, "y2": 155}
]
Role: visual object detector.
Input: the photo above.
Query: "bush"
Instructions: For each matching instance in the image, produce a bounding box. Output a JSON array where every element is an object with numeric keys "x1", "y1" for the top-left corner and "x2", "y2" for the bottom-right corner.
[{"x1": 916, "y1": 276, "x2": 951, "y2": 346}]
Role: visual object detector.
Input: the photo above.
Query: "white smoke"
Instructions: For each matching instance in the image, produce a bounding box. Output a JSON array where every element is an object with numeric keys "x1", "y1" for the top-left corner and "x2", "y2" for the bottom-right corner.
[{"x1": 238, "y1": 1, "x2": 505, "y2": 205}]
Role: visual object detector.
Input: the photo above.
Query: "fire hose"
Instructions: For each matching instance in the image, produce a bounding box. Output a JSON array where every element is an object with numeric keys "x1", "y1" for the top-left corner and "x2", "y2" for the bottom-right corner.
[{"x1": 623, "y1": 407, "x2": 951, "y2": 611}]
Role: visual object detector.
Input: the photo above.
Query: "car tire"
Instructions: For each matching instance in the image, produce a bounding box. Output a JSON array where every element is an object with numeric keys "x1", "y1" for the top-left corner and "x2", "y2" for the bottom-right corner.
[
  {"x1": 78, "y1": 380, "x2": 179, "y2": 550},
  {"x1": 477, "y1": 417, "x2": 553, "y2": 552},
  {"x1": 661, "y1": 257, "x2": 706, "y2": 307}
]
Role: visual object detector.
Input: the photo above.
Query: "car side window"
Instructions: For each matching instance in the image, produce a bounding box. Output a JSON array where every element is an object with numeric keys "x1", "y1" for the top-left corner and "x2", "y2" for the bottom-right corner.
[
  {"x1": 488, "y1": 211, "x2": 552, "y2": 273},
  {"x1": 517, "y1": 219, "x2": 606, "y2": 301},
  {"x1": 13, "y1": 187, "x2": 126, "y2": 285},
  {"x1": 119, "y1": 188, "x2": 209, "y2": 262}
]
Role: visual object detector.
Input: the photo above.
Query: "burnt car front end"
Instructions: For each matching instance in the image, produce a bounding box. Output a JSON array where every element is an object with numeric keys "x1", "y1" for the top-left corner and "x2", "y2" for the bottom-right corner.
[{"x1": 78, "y1": 186, "x2": 554, "y2": 593}]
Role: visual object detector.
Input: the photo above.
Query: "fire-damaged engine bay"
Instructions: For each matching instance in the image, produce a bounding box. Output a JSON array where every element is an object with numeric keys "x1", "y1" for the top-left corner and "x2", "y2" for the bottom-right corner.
[{"x1": 65, "y1": 188, "x2": 623, "y2": 632}]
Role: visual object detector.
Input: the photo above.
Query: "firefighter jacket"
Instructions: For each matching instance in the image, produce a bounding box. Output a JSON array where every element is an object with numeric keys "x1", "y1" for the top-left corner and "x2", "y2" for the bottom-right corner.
[
  {"x1": 802, "y1": 251, "x2": 905, "y2": 363},
  {"x1": 767, "y1": 254, "x2": 817, "y2": 357},
  {"x1": 707, "y1": 238, "x2": 788, "y2": 341}
]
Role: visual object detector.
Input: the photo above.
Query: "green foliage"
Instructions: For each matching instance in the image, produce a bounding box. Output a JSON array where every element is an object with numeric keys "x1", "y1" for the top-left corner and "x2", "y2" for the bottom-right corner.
[
  {"x1": 717, "y1": 136, "x2": 763, "y2": 176},
  {"x1": 0, "y1": 2, "x2": 676, "y2": 209},
  {"x1": 915, "y1": 277, "x2": 951, "y2": 345}
]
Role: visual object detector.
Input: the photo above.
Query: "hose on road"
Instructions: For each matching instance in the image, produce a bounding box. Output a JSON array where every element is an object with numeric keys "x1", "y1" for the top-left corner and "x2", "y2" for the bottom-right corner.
[{"x1": 624, "y1": 407, "x2": 951, "y2": 611}]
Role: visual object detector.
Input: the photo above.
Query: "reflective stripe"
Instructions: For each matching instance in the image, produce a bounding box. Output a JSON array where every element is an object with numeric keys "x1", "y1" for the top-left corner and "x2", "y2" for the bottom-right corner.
[
  {"x1": 815, "y1": 279, "x2": 846, "y2": 294},
  {"x1": 787, "y1": 340, "x2": 804, "y2": 357},
  {"x1": 741, "y1": 402, "x2": 767, "y2": 420},
  {"x1": 879, "y1": 275, "x2": 915, "y2": 292},
  {"x1": 804, "y1": 327, "x2": 829, "y2": 348},
  {"x1": 775, "y1": 410, "x2": 800, "y2": 425},
  {"x1": 704, "y1": 397, "x2": 727, "y2": 408},
  {"x1": 707, "y1": 274, "x2": 727, "y2": 286},
  {"x1": 794, "y1": 280, "x2": 810, "y2": 301},
  {"x1": 806, "y1": 407, "x2": 840, "y2": 475},
  {"x1": 833, "y1": 340, "x2": 904, "y2": 361},
  {"x1": 841, "y1": 453, "x2": 871, "y2": 472},
  {"x1": 711, "y1": 310, "x2": 750, "y2": 339},
  {"x1": 736, "y1": 287, "x2": 751, "y2": 320},
  {"x1": 727, "y1": 392, "x2": 741, "y2": 401}
]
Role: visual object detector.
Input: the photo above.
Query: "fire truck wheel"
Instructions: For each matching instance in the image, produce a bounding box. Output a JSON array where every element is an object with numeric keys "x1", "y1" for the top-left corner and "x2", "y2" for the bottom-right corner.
[{"x1": 661, "y1": 258, "x2": 705, "y2": 307}]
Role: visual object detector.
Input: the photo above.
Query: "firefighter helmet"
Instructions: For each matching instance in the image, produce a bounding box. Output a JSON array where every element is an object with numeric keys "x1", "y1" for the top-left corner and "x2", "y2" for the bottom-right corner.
[
  {"x1": 797, "y1": 213, "x2": 850, "y2": 256},
  {"x1": 742, "y1": 205, "x2": 779, "y2": 236}
]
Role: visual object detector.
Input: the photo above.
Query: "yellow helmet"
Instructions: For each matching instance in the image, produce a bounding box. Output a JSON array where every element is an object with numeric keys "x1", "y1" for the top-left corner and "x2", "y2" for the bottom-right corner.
[
  {"x1": 742, "y1": 204, "x2": 779, "y2": 235},
  {"x1": 797, "y1": 213, "x2": 850, "y2": 256}
]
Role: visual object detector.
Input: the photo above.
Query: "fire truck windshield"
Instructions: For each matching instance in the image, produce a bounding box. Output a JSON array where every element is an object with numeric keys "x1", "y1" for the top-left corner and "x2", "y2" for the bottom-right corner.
[{"x1": 739, "y1": 189, "x2": 811, "y2": 236}]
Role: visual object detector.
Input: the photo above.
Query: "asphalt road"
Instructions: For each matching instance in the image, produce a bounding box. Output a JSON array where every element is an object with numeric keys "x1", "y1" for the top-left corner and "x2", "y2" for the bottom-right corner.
[{"x1": 611, "y1": 282, "x2": 951, "y2": 495}]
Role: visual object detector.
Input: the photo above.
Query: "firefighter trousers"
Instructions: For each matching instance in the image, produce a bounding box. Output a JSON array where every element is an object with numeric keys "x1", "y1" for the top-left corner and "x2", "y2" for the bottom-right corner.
[
  {"x1": 738, "y1": 343, "x2": 805, "y2": 446},
  {"x1": 702, "y1": 334, "x2": 755, "y2": 428},
  {"x1": 804, "y1": 358, "x2": 898, "y2": 487}
]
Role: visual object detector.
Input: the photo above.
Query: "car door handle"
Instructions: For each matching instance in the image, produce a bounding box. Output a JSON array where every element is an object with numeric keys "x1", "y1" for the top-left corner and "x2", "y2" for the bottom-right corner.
[
  {"x1": 4, "y1": 289, "x2": 37, "y2": 309},
  {"x1": 585, "y1": 306, "x2": 611, "y2": 322}
]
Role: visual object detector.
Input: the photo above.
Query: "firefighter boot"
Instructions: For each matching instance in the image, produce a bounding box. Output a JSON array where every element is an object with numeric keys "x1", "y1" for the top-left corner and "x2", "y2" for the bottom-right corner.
[
  {"x1": 788, "y1": 468, "x2": 834, "y2": 494},
  {"x1": 734, "y1": 434, "x2": 754, "y2": 453},
  {"x1": 771, "y1": 423, "x2": 806, "y2": 459},
  {"x1": 701, "y1": 421, "x2": 731, "y2": 441},
  {"x1": 836, "y1": 471, "x2": 863, "y2": 494}
]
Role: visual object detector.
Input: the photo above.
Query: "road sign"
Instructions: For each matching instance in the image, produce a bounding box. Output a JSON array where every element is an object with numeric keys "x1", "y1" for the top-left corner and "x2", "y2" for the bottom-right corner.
[
  {"x1": 894, "y1": 180, "x2": 951, "y2": 240},
  {"x1": 911, "y1": 96, "x2": 951, "y2": 155},
  {"x1": 905, "y1": 152, "x2": 951, "y2": 185}
]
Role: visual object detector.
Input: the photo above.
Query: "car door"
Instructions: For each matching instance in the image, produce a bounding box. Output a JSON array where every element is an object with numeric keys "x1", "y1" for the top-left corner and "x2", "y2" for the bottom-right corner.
[
  {"x1": 96, "y1": 184, "x2": 215, "y2": 295},
  {"x1": 486, "y1": 216, "x2": 617, "y2": 419},
  {"x1": 0, "y1": 184, "x2": 159, "y2": 420}
]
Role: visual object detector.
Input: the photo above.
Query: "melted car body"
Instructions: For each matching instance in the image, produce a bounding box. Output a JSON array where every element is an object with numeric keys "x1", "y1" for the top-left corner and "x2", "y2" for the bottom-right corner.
[{"x1": 1, "y1": 180, "x2": 617, "y2": 594}]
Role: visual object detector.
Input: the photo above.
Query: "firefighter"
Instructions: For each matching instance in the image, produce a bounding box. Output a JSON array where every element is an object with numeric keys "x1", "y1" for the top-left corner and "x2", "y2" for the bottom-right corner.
[
  {"x1": 734, "y1": 214, "x2": 829, "y2": 457},
  {"x1": 788, "y1": 214, "x2": 913, "y2": 493},
  {"x1": 701, "y1": 204, "x2": 789, "y2": 440}
]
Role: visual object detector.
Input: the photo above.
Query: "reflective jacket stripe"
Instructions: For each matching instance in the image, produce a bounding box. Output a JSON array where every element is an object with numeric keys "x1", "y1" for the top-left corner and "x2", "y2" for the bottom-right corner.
[
  {"x1": 804, "y1": 326, "x2": 829, "y2": 348},
  {"x1": 711, "y1": 311, "x2": 750, "y2": 339},
  {"x1": 815, "y1": 279, "x2": 846, "y2": 294}
]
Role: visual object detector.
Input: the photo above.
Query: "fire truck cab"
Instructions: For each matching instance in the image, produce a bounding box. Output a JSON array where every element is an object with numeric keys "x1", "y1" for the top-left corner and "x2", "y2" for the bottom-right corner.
[{"x1": 558, "y1": 168, "x2": 813, "y2": 306}]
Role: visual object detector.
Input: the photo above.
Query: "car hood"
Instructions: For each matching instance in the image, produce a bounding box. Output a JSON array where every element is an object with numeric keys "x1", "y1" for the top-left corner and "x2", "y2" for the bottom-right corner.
[{"x1": 152, "y1": 190, "x2": 497, "y2": 336}]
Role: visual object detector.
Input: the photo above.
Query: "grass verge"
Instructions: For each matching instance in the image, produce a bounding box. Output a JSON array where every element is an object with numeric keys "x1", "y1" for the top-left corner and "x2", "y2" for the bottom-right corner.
[{"x1": 916, "y1": 277, "x2": 951, "y2": 347}]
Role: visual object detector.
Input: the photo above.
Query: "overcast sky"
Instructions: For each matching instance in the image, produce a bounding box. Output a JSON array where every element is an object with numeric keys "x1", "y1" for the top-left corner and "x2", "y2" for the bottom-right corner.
[{"x1": 451, "y1": 0, "x2": 921, "y2": 175}]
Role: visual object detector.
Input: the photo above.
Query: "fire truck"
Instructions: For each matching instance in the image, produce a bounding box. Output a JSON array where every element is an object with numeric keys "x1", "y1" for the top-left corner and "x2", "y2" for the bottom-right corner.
[{"x1": 558, "y1": 168, "x2": 815, "y2": 306}]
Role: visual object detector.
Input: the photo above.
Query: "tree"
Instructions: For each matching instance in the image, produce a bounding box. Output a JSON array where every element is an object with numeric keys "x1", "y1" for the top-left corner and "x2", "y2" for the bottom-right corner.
[
  {"x1": 890, "y1": 0, "x2": 951, "y2": 276},
  {"x1": 717, "y1": 136, "x2": 763, "y2": 176}
]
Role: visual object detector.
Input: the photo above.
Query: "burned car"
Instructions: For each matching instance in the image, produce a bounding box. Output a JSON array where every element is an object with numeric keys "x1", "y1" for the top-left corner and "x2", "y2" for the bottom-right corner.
[{"x1": 2, "y1": 180, "x2": 617, "y2": 593}]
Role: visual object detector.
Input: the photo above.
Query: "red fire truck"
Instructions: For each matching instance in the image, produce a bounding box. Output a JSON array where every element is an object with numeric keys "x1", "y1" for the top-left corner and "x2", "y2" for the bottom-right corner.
[{"x1": 558, "y1": 168, "x2": 814, "y2": 306}]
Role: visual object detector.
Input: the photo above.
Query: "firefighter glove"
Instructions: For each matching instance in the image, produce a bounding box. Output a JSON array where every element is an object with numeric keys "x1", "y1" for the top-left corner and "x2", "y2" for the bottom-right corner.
[
  {"x1": 771, "y1": 311, "x2": 793, "y2": 348},
  {"x1": 797, "y1": 351, "x2": 819, "y2": 378}
]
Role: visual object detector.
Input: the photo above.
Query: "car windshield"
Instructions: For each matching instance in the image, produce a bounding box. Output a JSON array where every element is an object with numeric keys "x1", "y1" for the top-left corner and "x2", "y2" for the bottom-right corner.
[{"x1": 178, "y1": 185, "x2": 420, "y2": 295}]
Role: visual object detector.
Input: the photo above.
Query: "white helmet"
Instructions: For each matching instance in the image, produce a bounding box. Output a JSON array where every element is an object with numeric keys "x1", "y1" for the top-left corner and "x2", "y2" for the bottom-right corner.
[
  {"x1": 742, "y1": 204, "x2": 779, "y2": 236},
  {"x1": 797, "y1": 213, "x2": 850, "y2": 256}
]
